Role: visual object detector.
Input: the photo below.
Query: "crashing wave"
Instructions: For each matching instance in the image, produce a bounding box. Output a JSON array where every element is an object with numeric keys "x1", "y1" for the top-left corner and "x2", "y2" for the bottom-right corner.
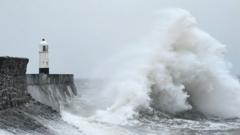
[{"x1": 67, "y1": 8, "x2": 240, "y2": 125}]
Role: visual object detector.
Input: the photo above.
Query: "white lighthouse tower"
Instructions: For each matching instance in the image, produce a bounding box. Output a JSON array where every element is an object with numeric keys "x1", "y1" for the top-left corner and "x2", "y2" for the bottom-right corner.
[{"x1": 39, "y1": 38, "x2": 49, "y2": 74}]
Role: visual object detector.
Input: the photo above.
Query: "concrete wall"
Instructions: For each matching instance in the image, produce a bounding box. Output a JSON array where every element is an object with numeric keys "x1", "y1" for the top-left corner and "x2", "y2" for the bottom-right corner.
[
  {"x1": 0, "y1": 57, "x2": 31, "y2": 110},
  {"x1": 27, "y1": 74, "x2": 77, "y2": 111}
]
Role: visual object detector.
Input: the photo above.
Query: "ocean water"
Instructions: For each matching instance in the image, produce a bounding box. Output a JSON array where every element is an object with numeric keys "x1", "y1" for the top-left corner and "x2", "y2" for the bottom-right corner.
[
  {"x1": 60, "y1": 80, "x2": 240, "y2": 135},
  {"x1": 60, "y1": 8, "x2": 240, "y2": 135},
  {"x1": 1, "y1": 8, "x2": 240, "y2": 135}
]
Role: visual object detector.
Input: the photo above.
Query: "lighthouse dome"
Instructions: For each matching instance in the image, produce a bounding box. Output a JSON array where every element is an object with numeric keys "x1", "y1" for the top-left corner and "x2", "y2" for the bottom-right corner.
[{"x1": 40, "y1": 38, "x2": 48, "y2": 46}]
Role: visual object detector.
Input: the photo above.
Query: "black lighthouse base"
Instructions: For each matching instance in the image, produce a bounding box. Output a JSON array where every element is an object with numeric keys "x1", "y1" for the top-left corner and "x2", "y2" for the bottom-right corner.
[{"x1": 39, "y1": 68, "x2": 49, "y2": 74}]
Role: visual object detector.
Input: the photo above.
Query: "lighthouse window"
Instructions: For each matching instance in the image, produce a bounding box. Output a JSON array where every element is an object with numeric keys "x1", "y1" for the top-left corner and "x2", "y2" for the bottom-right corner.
[{"x1": 43, "y1": 46, "x2": 46, "y2": 51}]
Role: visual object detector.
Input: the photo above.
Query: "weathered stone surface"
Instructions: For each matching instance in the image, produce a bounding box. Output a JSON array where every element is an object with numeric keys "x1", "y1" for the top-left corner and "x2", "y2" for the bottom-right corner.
[
  {"x1": 0, "y1": 57, "x2": 31, "y2": 110},
  {"x1": 26, "y1": 74, "x2": 77, "y2": 95},
  {"x1": 0, "y1": 56, "x2": 77, "y2": 112},
  {"x1": 0, "y1": 57, "x2": 28, "y2": 75},
  {"x1": 0, "y1": 57, "x2": 79, "y2": 134},
  {"x1": 0, "y1": 101, "x2": 59, "y2": 135},
  {"x1": 27, "y1": 74, "x2": 77, "y2": 111},
  {"x1": 0, "y1": 100, "x2": 82, "y2": 135}
]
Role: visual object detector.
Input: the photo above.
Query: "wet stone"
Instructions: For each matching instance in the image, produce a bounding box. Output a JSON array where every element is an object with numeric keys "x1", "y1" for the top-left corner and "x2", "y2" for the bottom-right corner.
[{"x1": 0, "y1": 57, "x2": 31, "y2": 110}]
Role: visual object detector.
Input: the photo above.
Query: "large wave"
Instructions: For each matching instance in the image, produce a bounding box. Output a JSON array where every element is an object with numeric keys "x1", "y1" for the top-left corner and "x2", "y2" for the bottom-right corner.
[{"x1": 69, "y1": 8, "x2": 240, "y2": 125}]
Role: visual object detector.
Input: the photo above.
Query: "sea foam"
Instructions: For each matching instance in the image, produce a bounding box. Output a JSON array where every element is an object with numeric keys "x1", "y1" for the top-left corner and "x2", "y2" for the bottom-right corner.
[{"x1": 68, "y1": 8, "x2": 240, "y2": 125}]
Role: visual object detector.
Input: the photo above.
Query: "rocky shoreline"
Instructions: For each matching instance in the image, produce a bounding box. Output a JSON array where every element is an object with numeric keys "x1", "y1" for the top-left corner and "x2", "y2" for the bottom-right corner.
[{"x1": 0, "y1": 100, "x2": 82, "y2": 135}]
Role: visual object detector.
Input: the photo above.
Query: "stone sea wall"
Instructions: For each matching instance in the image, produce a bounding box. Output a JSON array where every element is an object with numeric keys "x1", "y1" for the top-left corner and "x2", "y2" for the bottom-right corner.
[
  {"x1": 27, "y1": 74, "x2": 77, "y2": 111},
  {"x1": 0, "y1": 57, "x2": 77, "y2": 111},
  {"x1": 0, "y1": 57, "x2": 31, "y2": 110}
]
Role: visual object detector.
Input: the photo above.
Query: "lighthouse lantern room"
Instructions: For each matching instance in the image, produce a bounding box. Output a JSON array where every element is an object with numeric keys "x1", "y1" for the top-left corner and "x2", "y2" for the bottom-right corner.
[{"x1": 39, "y1": 38, "x2": 49, "y2": 74}]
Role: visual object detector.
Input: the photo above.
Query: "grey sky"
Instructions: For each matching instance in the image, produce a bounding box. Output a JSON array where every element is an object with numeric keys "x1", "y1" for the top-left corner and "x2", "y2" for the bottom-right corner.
[{"x1": 0, "y1": 0, "x2": 239, "y2": 78}]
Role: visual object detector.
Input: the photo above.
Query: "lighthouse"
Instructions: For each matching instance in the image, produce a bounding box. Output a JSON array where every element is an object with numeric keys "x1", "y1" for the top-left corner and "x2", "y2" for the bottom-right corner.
[{"x1": 39, "y1": 38, "x2": 49, "y2": 74}]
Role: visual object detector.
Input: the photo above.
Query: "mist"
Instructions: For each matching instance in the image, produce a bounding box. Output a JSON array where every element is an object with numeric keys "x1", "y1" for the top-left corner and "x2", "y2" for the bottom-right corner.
[{"x1": 0, "y1": 0, "x2": 239, "y2": 78}]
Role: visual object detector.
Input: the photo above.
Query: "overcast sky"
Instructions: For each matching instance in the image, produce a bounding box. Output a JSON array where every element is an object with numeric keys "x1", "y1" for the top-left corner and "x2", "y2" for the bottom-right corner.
[{"x1": 0, "y1": 0, "x2": 239, "y2": 78}]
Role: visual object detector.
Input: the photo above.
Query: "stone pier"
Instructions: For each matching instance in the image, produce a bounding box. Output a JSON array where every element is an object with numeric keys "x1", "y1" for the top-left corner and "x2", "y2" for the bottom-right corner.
[
  {"x1": 0, "y1": 56, "x2": 77, "y2": 111},
  {"x1": 0, "y1": 57, "x2": 31, "y2": 110},
  {"x1": 26, "y1": 74, "x2": 77, "y2": 111}
]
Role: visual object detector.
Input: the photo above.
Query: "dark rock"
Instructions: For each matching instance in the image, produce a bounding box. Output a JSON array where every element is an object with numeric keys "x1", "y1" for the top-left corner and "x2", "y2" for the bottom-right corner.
[{"x1": 0, "y1": 101, "x2": 59, "y2": 135}]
